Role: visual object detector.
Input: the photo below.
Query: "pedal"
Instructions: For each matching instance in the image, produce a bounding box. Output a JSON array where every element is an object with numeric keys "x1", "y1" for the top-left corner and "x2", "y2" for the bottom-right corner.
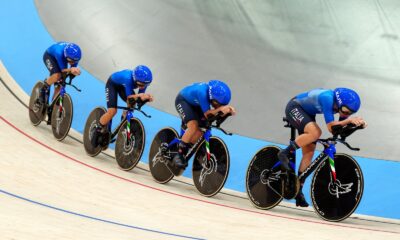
[
  {"x1": 99, "y1": 131, "x2": 110, "y2": 148},
  {"x1": 166, "y1": 159, "x2": 185, "y2": 176},
  {"x1": 160, "y1": 143, "x2": 168, "y2": 155}
]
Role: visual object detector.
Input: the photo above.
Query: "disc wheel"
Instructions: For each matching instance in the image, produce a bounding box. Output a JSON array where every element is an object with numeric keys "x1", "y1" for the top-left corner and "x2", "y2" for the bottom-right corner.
[
  {"x1": 28, "y1": 81, "x2": 46, "y2": 126},
  {"x1": 115, "y1": 118, "x2": 145, "y2": 171},
  {"x1": 149, "y1": 127, "x2": 178, "y2": 183},
  {"x1": 192, "y1": 137, "x2": 230, "y2": 197},
  {"x1": 246, "y1": 146, "x2": 284, "y2": 209},
  {"x1": 311, "y1": 153, "x2": 364, "y2": 222},
  {"x1": 83, "y1": 107, "x2": 107, "y2": 157},
  {"x1": 51, "y1": 93, "x2": 73, "y2": 141}
]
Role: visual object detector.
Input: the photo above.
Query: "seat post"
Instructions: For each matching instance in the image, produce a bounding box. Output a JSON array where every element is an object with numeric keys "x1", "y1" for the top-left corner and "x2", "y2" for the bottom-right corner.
[
  {"x1": 283, "y1": 117, "x2": 297, "y2": 167},
  {"x1": 283, "y1": 117, "x2": 296, "y2": 141},
  {"x1": 290, "y1": 126, "x2": 296, "y2": 142}
]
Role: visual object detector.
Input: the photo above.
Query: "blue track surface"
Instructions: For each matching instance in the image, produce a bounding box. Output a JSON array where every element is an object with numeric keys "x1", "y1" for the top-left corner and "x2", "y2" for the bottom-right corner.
[{"x1": 0, "y1": 0, "x2": 399, "y2": 219}]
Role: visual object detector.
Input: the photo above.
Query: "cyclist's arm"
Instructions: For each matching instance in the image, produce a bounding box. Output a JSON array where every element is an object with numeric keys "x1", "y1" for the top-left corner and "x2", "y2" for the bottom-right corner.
[
  {"x1": 319, "y1": 93, "x2": 336, "y2": 133},
  {"x1": 327, "y1": 117, "x2": 367, "y2": 132},
  {"x1": 61, "y1": 67, "x2": 80, "y2": 76},
  {"x1": 127, "y1": 93, "x2": 153, "y2": 102},
  {"x1": 204, "y1": 108, "x2": 220, "y2": 118},
  {"x1": 204, "y1": 105, "x2": 236, "y2": 118},
  {"x1": 327, "y1": 119, "x2": 352, "y2": 133}
]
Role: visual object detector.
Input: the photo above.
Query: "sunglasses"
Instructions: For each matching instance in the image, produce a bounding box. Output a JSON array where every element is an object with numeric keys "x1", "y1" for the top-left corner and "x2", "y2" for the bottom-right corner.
[
  {"x1": 136, "y1": 82, "x2": 148, "y2": 88},
  {"x1": 211, "y1": 100, "x2": 222, "y2": 108},
  {"x1": 339, "y1": 106, "x2": 353, "y2": 115},
  {"x1": 66, "y1": 58, "x2": 76, "y2": 64}
]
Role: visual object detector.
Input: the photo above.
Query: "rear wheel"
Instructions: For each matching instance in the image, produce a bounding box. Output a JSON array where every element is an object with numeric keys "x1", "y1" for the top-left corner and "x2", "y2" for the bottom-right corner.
[
  {"x1": 83, "y1": 107, "x2": 107, "y2": 157},
  {"x1": 192, "y1": 137, "x2": 229, "y2": 197},
  {"x1": 246, "y1": 146, "x2": 284, "y2": 209},
  {"x1": 115, "y1": 118, "x2": 145, "y2": 171},
  {"x1": 311, "y1": 153, "x2": 364, "y2": 222},
  {"x1": 28, "y1": 81, "x2": 46, "y2": 126},
  {"x1": 149, "y1": 127, "x2": 178, "y2": 183},
  {"x1": 51, "y1": 93, "x2": 73, "y2": 141}
]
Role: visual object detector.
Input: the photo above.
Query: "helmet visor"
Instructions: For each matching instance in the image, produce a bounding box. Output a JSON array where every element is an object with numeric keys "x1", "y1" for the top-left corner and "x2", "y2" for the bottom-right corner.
[
  {"x1": 211, "y1": 99, "x2": 222, "y2": 109},
  {"x1": 66, "y1": 57, "x2": 76, "y2": 64},
  {"x1": 136, "y1": 81, "x2": 149, "y2": 88},
  {"x1": 339, "y1": 106, "x2": 354, "y2": 116}
]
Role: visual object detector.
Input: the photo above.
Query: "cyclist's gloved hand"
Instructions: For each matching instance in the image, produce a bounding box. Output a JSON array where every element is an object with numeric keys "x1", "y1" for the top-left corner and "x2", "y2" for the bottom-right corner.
[
  {"x1": 70, "y1": 67, "x2": 81, "y2": 76},
  {"x1": 136, "y1": 98, "x2": 145, "y2": 109},
  {"x1": 216, "y1": 113, "x2": 231, "y2": 127},
  {"x1": 128, "y1": 97, "x2": 136, "y2": 106},
  {"x1": 331, "y1": 125, "x2": 343, "y2": 136}
]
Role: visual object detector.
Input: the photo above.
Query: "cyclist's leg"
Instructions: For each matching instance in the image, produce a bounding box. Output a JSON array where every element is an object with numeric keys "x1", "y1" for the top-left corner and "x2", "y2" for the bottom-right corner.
[
  {"x1": 182, "y1": 120, "x2": 202, "y2": 144},
  {"x1": 295, "y1": 122, "x2": 321, "y2": 148},
  {"x1": 45, "y1": 83, "x2": 62, "y2": 124},
  {"x1": 295, "y1": 123, "x2": 321, "y2": 207},
  {"x1": 52, "y1": 84, "x2": 61, "y2": 101},
  {"x1": 278, "y1": 100, "x2": 303, "y2": 170},
  {"x1": 298, "y1": 142, "x2": 316, "y2": 172},
  {"x1": 173, "y1": 94, "x2": 202, "y2": 169},
  {"x1": 41, "y1": 52, "x2": 62, "y2": 103},
  {"x1": 295, "y1": 143, "x2": 316, "y2": 207},
  {"x1": 91, "y1": 79, "x2": 117, "y2": 147},
  {"x1": 99, "y1": 79, "x2": 119, "y2": 127}
]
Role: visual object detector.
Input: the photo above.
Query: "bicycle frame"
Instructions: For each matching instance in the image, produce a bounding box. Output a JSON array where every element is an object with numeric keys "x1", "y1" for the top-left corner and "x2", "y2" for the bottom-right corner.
[
  {"x1": 45, "y1": 74, "x2": 80, "y2": 113},
  {"x1": 108, "y1": 105, "x2": 150, "y2": 144},
  {"x1": 167, "y1": 127, "x2": 212, "y2": 161},
  {"x1": 272, "y1": 122, "x2": 339, "y2": 183},
  {"x1": 44, "y1": 83, "x2": 65, "y2": 110},
  {"x1": 42, "y1": 82, "x2": 69, "y2": 135},
  {"x1": 107, "y1": 111, "x2": 131, "y2": 144},
  {"x1": 161, "y1": 111, "x2": 231, "y2": 163},
  {"x1": 297, "y1": 142, "x2": 336, "y2": 183}
]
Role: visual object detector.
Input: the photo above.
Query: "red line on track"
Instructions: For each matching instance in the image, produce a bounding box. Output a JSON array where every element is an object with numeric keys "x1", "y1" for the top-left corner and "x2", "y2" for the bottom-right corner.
[{"x1": 0, "y1": 115, "x2": 398, "y2": 235}]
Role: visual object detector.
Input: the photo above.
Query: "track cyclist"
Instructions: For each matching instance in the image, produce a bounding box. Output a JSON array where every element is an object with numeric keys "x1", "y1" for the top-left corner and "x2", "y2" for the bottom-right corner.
[
  {"x1": 91, "y1": 65, "x2": 154, "y2": 148},
  {"x1": 39, "y1": 42, "x2": 82, "y2": 105},
  {"x1": 277, "y1": 88, "x2": 367, "y2": 207},
  {"x1": 173, "y1": 80, "x2": 236, "y2": 173}
]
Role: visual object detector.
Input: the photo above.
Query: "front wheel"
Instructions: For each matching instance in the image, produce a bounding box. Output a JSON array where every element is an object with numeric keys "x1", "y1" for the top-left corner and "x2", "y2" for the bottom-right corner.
[
  {"x1": 115, "y1": 118, "x2": 145, "y2": 171},
  {"x1": 51, "y1": 93, "x2": 73, "y2": 141},
  {"x1": 192, "y1": 137, "x2": 230, "y2": 197},
  {"x1": 246, "y1": 146, "x2": 284, "y2": 209},
  {"x1": 28, "y1": 81, "x2": 46, "y2": 126},
  {"x1": 149, "y1": 127, "x2": 178, "y2": 184},
  {"x1": 311, "y1": 153, "x2": 364, "y2": 222},
  {"x1": 83, "y1": 107, "x2": 107, "y2": 157}
]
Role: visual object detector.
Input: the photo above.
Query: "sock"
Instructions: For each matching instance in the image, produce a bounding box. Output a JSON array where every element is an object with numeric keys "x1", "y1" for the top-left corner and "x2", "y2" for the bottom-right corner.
[
  {"x1": 42, "y1": 81, "x2": 50, "y2": 90},
  {"x1": 284, "y1": 141, "x2": 299, "y2": 154},
  {"x1": 97, "y1": 122, "x2": 107, "y2": 133},
  {"x1": 297, "y1": 170, "x2": 307, "y2": 198}
]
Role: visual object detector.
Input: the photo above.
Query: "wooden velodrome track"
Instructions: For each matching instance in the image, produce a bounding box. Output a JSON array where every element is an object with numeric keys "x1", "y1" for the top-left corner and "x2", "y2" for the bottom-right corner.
[{"x1": 0, "y1": 61, "x2": 399, "y2": 239}]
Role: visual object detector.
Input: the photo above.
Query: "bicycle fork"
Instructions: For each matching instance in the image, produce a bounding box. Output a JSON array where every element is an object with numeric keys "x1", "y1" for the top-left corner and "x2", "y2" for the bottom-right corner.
[
  {"x1": 58, "y1": 88, "x2": 65, "y2": 119},
  {"x1": 325, "y1": 144, "x2": 337, "y2": 182},
  {"x1": 203, "y1": 130, "x2": 212, "y2": 162},
  {"x1": 325, "y1": 143, "x2": 340, "y2": 198},
  {"x1": 125, "y1": 111, "x2": 133, "y2": 142},
  {"x1": 54, "y1": 87, "x2": 65, "y2": 133}
]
